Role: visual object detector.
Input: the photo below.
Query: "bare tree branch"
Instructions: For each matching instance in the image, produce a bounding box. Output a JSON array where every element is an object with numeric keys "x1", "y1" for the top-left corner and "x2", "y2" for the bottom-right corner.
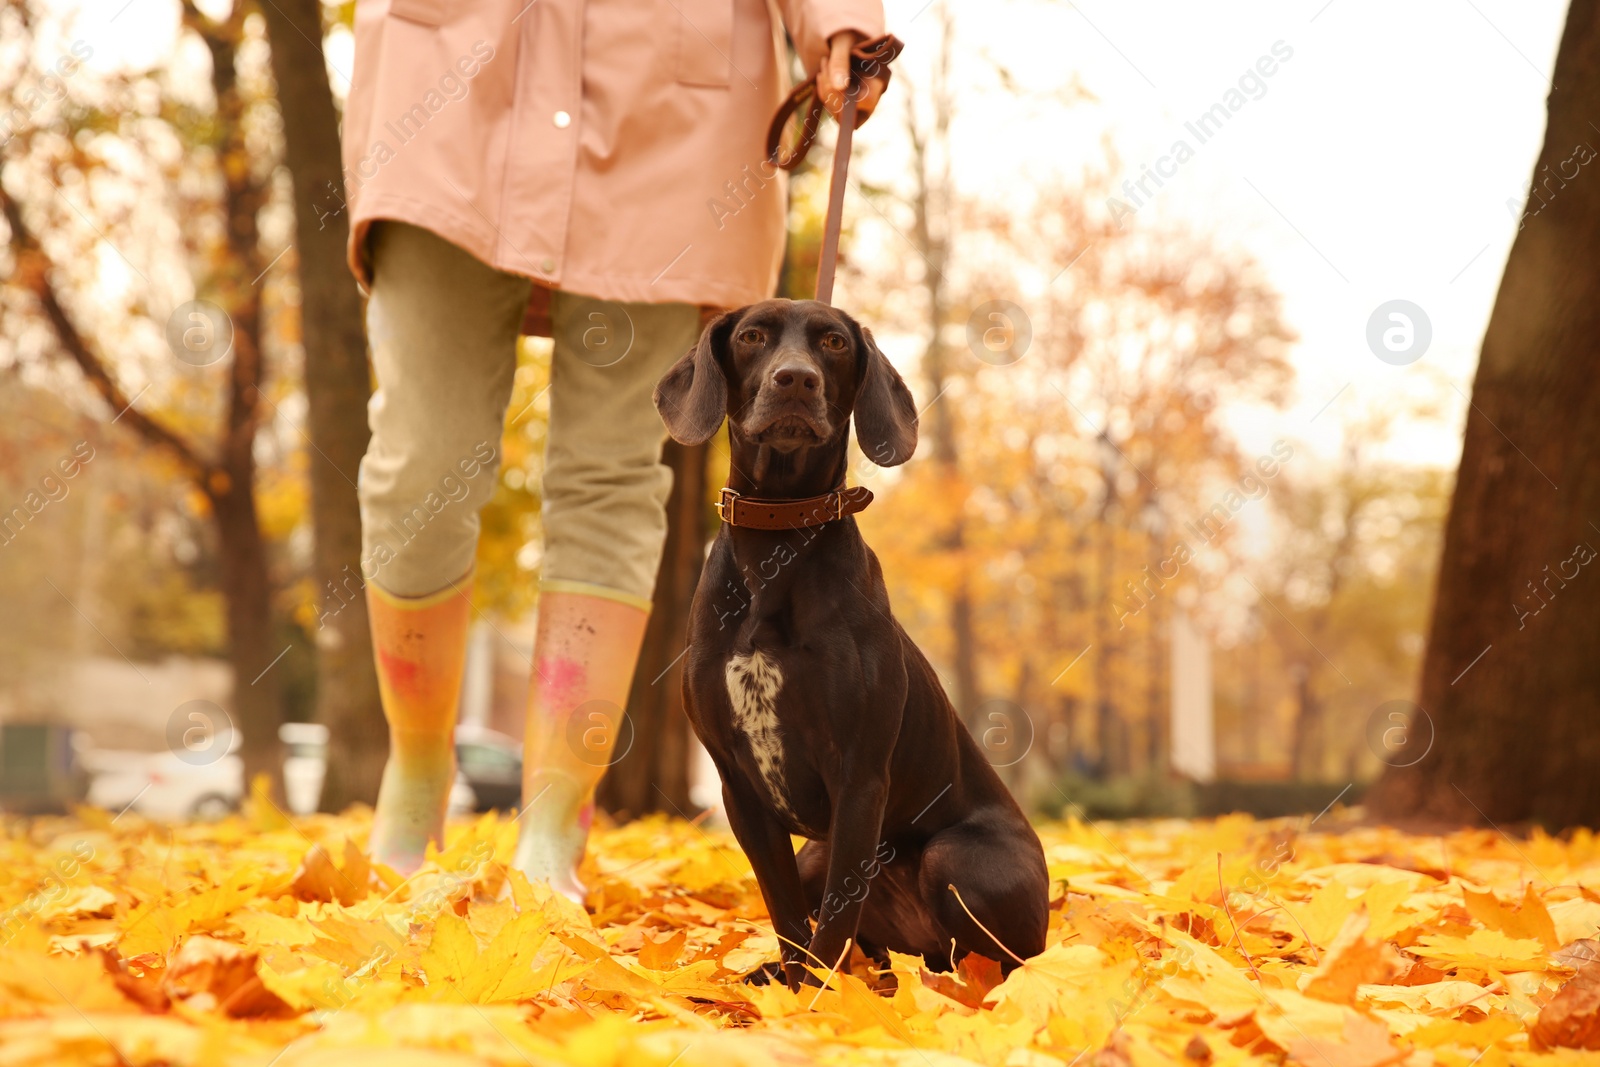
[{"x1": 0, "y1": 180, "x2": 214, "y2": 481}]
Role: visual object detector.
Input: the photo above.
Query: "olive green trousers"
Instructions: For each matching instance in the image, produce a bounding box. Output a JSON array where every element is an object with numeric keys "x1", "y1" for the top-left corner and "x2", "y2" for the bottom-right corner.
[{"x1": 357, "y1": 221, "x2": 700, "y2": 607}]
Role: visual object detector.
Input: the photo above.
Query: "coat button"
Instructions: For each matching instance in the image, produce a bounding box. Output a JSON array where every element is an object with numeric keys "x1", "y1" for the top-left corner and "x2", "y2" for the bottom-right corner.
[
  {"x1": 552, "y1": 110, "x2": 571, "y2": 128},
  {"x1": 541, "y1": 257, "x2": 556, "y2": 272}
]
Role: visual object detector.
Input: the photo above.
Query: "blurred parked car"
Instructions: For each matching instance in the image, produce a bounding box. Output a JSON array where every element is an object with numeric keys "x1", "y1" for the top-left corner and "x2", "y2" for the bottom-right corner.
[
  {"x1": 454, "y1": 724, "x2": 523, "y2": 813},
  {"x1": 280, "y1": 722, "x2": 329, "y2": 816},
  {"x1": 79, "y1": 722, "x2": 518, "y2": 820},
  {"x1": 0, "y1": 723, "x2": 88, "y2": 814},
  {"x1": 82, "y1": 734, "x2": 245, "y2": 821}
]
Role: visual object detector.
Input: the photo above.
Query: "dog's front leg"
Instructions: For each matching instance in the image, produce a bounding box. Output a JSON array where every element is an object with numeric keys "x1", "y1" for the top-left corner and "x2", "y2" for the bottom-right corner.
[
  {"x1": 719, "y1": 776, "x2": 814, "y2": 988},
  {"x1": 807, "y1": 777, "x2": 889, "y2": 978}
]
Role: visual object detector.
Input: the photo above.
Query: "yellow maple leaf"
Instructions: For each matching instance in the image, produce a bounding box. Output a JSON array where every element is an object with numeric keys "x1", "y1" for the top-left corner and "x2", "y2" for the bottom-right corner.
[
  {"x1": 229, "y1": 907, "x2": 318, "y2": 948},
  {"x1": 419, "y1": 908, "x2": 584, "y2": 1004},
  {"x1": 417, "y1": 911, "x2": 478, "y2": 987},
  {"x1": 1154, "y1": 926, "x2": 1263, "y2": 1025},
  {"x1": 1301, "y1": 877, "x2": 1416, "y2": 949},
  {"x1": 983, "y1": 942, "x2": 1108, "y2": 1027},
  {"x1": 638, "y1": 928, "x2": 687, "y2": 971},
  {"x1": 654, "y1": 958, "x2": 746, "y2": 1003},
  {"x1": 1412, "y1": 928, "x2": 1552, "y2": 972},
  {"x1": 33, "y1": 884, "x2": 116, "y2": 923},
  {"x1": 1302, "y1": 910, "x2": 1403, "y2": 1004},
  {"x1": 1462, "y1": 883, "x2": 1559, "y2": 950}
]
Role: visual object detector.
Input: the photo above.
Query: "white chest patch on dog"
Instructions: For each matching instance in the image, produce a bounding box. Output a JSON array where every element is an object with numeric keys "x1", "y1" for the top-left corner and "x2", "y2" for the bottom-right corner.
[{"x1": 724, "y1": 651, "x2": 794, "y2": 819}]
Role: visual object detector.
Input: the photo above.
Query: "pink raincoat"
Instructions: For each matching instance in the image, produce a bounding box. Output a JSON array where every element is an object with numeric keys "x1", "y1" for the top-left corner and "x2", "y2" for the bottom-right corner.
[{"x1": 340, "y1": 0, "x2": 885, "y2": 318}]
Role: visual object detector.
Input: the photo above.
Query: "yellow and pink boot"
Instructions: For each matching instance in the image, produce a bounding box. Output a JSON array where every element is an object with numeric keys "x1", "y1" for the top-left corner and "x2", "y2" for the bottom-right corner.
[
  {"x1": 366, "y1": 578, "x2": 474, "y2": 874},
  {"x1": 511, "y1": 585, "x2": 649, "y2": 904}
]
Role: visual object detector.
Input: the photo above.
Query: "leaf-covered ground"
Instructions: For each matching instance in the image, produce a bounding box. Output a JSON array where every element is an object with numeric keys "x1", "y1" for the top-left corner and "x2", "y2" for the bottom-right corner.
[{"x1": 3, "y1": 796, "x2": 1599, "y2": 1067}]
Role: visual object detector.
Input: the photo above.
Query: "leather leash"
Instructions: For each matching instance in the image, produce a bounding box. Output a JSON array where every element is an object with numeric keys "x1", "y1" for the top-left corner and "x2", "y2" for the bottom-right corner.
[
  {"x1": 766, "y1": 33, "x2": 904, "y2": 305},
  {"x1": 722, "y1": 35, "x2": 901, "y2": 532}
]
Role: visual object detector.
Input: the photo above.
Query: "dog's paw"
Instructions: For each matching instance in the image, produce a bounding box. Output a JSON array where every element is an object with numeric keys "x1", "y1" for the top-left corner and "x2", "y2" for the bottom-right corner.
[{"x1": 741, "y1": 960, "x2": 785, "y2": 986}]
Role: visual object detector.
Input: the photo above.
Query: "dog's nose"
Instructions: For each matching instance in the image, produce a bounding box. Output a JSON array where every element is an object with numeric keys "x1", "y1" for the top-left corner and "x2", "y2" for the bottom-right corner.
[{"x1": 770, "y1": 360, "x2": 820, "y2": 397}]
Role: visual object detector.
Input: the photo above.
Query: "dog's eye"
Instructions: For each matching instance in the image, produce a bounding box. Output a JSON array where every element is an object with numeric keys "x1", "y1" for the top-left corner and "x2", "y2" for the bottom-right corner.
[
  {"x1": 738, "y1": 329, "x2": 764, "y2": 345},
  {"x1": 820, "y1": 334, "x2": 847, "y2": 351}
]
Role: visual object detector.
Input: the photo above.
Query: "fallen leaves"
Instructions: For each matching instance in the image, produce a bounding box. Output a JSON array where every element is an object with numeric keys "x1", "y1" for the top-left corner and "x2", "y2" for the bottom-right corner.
[
  {"x1": 1533, "y1": 959, "x2": 1600, "y2": 1050},
  {"x1": 985, "y1": 942, "x2": 1109, "y2": 1024},
  {"x1": 163, "y1": 934, "x2": 293, "y2": 1017},
  {"x1": 290, "y1": 840, "x2": 372, "y2": 906},
  {"x1": 0, "y1": 809, "x2": 1595, "y2": 1066},
  {"x1": 1286, "y1": 1011, "x2": 1406, "y2": 1067},
  {"x1": 1302, "y1": 910, "x2": 1402, "y2": 1004},
  {"x1": 418, "y1": 907, "x2": 582, "y2": 1004},
  {"x1": 1464, "y1": 881, "x2": 1561, "y2": 949}
]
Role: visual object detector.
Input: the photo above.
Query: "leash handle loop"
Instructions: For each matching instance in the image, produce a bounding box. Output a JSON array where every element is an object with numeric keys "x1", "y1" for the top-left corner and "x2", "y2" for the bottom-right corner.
[{"x1": 764, "y1": 34, "x2": 905, "y2": 306}]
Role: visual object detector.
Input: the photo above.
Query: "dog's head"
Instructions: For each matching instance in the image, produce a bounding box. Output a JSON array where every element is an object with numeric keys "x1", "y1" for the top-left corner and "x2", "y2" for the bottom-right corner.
[{"x1": 653, "y1": 299, "x2": 918, "y2": 468}]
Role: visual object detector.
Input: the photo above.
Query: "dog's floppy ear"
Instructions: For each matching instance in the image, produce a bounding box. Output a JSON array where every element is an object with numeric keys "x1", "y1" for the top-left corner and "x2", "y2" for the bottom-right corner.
[
  {"x1": 655, "y1": 310, "x2": 735, "y2": 445},
  {"x1": 852, "y1": 324, "x2": 918, "y2": 467}
]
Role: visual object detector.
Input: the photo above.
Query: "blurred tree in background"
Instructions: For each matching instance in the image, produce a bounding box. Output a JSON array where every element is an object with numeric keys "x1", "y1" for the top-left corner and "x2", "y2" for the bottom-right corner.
[
  {"x1": 843, "y1": 2, "x2": 1445, "y2": 811},
  {"x1": 1, "y1": 0, "x2": 295, "y2": 791},
  {"x1": 1244, "y1": 414, "x2": 1448, "y2": 782}
]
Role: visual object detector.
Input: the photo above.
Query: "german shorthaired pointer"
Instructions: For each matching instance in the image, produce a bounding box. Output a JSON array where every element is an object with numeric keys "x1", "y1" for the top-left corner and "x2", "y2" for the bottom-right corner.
[{"x1": 654, "y1": 298, "x2": 1047, "y2": 989}]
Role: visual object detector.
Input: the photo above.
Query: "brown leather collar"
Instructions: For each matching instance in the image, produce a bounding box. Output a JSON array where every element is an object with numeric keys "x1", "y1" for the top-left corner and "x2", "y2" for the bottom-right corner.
[{"x1": 715, "y1": 486, "x2": 873, "y2": 530}]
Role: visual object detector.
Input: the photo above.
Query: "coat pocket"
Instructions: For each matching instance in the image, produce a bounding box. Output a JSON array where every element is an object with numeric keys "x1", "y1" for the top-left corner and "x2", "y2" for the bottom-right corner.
[
  {"x1": 674, "y1": 0, "x2": 734, "y2": 88},
  {"x1": 387, "y1": 0, "x2": 452, "y2": 26}
]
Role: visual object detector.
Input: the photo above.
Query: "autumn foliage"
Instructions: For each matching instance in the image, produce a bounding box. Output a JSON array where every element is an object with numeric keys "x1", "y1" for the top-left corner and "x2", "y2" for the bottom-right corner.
[{"x1": 0, "y1": 795, "x2": 1597, "y2": 1066}]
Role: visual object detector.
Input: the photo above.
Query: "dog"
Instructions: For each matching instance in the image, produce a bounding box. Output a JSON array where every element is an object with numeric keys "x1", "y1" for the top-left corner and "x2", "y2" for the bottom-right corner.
[{"x1": 654, "y1": 298, "x2": 1048, "y2": 989}]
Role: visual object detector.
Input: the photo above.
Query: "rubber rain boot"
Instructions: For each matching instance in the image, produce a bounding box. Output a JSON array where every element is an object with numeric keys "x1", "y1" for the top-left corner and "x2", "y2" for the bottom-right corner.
[
  {"x1": 366, "y1": 577, "x2": 473, "y2": 875},
  {"x1": 512, "y1": 586, "x2": 650, "y2": 904}
]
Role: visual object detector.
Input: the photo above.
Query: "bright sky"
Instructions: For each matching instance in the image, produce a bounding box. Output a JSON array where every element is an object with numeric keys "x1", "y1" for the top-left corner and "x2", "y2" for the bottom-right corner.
[{"x1": 862, "y1": 0, "x2": 1568, "y2": 469}]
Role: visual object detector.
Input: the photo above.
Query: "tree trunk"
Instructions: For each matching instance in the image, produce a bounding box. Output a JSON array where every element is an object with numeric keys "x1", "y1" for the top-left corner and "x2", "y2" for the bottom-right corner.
[
  {"x1": 1369, "y1": 0, "x2": 1600, "y2": 830},
  {"x1": 903, "y1": 9, "x2": 979, "y2": 727},
  {"x1": 192, "y1": 3, "x2": 284, "y2": 797},
  {"x1": 1244, "y1": 610, "x2": 1262, "y2": 764},
  {"x1": 1145, "y1": 590, "x2": 1166, "y2": 773},
  {"x1": 212, "y1": 472, "x2": 284, "y2": 799},
  {"x1": 1094, "y1": 470, "x2": 1118, "y2": 776},
  {"x1": 257, "y1": 0, "x2": 387, "y2": 811},
  {"x1": 598, "y1": 439, "x2": 708, "y2": 816},
  {"x1": 916, "y1": 209, "x2": 978, "y2": 725},
  {"x1": 1289, "y1": 664, "x2": 1319, "y2": 779}
]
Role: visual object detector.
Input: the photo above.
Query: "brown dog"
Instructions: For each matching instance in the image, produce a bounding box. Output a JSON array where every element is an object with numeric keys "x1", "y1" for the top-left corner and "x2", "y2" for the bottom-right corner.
[{"x1": 654, "y1": 298, "x2": 1048, "y2": 988}]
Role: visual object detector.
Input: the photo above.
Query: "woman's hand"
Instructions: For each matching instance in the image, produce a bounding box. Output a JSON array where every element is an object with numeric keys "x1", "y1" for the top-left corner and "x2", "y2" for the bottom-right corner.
[{"x1": 819, "y1": 31, "x2": 888, "y2": 125}]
